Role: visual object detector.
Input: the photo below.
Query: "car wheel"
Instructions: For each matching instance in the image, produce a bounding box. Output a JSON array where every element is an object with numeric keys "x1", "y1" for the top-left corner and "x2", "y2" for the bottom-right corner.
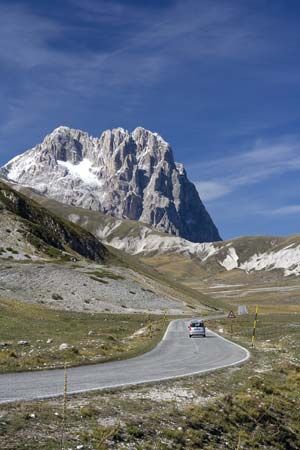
[{"x1": 189, "y1": 335, "x2": 192, "y2": 338}]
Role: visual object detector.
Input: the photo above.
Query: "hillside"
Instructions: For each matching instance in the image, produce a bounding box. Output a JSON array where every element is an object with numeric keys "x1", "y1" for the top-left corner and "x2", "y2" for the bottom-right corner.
[
  {"x1": 11, "y1": 183, "x2": 300, "y2": 280},
  {"x1": 0, "y1": 181, "x2": 222, "y2": 314},
  {"x1": 0, "y1": 180, "x2": 107, "y2": 262}
]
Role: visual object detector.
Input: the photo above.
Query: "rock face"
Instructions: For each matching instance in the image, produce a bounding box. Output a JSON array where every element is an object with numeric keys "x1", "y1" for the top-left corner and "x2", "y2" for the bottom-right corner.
[{"x1": 2, "y1": 126, "x2": 221, "y2": 243}]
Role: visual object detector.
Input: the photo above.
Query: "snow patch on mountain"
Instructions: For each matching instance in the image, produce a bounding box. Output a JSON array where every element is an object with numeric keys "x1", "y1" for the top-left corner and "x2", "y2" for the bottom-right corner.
[
  {"x1": 240, "y1": 245, "x2": 300, "y2": 276},
  {"x1": 6, "y1": 149, "x2": 36, "y2": 182},
  {"x1": 57, "y1": 159, "x2": 102, "y2": 186},
  {"x1": 220, "y1": 247, "x2": 239, "y2": 270},
  {"x1": 2, "y1": 126, "x2": 221, "y2": 243}
]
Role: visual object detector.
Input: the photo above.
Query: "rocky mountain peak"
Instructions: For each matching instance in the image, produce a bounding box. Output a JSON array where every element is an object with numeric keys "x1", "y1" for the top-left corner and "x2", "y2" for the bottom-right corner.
[{"x1": 2, "y1": 126, "x2": 221, "y2": 243}]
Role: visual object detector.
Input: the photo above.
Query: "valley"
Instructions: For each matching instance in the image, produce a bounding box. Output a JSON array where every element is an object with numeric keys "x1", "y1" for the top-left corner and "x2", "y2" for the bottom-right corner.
[
  {"x1": 10, "y1": 181, "x2": 300, "y2": 317},
  {"x1": 0, "y1": 133, "x2": 299, "y2": 450},
  {"x1": 1, "y1": 1, "x2": 300, "y2": 448}
]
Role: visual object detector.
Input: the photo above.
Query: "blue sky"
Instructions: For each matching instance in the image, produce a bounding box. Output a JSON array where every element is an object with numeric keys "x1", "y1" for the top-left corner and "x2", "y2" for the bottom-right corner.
[{"x1": 0, "y1": 0, "x2": 300, "y2": 239}]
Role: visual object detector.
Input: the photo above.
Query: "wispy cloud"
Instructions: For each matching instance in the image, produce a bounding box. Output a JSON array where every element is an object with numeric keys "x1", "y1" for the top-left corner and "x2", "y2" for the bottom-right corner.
[
  {"x1": 0, "y1": 0, "x2": 282, "y2": 136},
  {"x1": 2, "y1": 0, "x2": 299, "y2": 94},
  {"x1": 193, "y1": 135, "x2": 300, "y2": 201},
  {"x1": 0, "y1": 1, "x2": 248, "y2": 80},
  {"x1": 0, "y1": 5, "x2": 64, "y2": 69},
  {"x1": 67, "y1": 0, "x2": 147, "y2": 25},
  {"x1": 1, "y1": 0, "x2": 300, "y2": 157},
  {"x1": 194, "y1": 181, "x2": 232, "y2": 201},
  {"x1": 266, "y1": 205, "x2": 300, "y2": 216}
]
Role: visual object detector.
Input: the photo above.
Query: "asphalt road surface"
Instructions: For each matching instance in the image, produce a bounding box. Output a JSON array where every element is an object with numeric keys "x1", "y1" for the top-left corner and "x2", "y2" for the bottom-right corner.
[{"x1": 0, "y1": 319, "x2": 250, "y2": 404}]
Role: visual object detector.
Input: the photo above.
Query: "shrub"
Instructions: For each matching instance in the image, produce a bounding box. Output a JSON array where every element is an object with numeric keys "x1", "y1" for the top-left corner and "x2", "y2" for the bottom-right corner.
[
  {"x1": 52, "y1": 293, "x2": 63, "y2": 301},
  {"x1": 127, "y1": 424, "x2": 145, "y2": 439},
  {"x1": 80, "y1": 405, "x2": 98, "y2": 418}
]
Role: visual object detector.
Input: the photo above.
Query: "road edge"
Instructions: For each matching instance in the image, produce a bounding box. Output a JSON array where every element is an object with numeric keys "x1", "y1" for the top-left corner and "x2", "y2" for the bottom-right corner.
[{"x1": 0, "y1": 321, "x2": 250, "y2": 404}]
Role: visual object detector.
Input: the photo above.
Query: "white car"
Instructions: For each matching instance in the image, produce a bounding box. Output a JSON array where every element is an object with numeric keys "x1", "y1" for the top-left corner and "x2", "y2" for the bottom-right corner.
[{"x1": 188, "y1": 320, "x2": 206, "y2": 338}]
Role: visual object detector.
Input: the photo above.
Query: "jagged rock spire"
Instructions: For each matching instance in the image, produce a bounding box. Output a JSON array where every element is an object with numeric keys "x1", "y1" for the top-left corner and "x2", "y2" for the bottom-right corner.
[{"x1": 2, "y1": 126, "x2": 221, "y2": 243}]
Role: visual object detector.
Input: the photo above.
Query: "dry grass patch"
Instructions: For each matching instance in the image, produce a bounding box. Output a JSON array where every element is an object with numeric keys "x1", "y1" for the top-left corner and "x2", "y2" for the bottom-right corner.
[{"x1": 0, "y1": 299, "x2": 168, "y2": 373}]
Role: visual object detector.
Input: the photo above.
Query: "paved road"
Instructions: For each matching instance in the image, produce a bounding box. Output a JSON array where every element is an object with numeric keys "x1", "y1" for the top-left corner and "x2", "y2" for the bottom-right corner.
[{"x1": 0, "y1": 319, "x2": 250, "y2": 404}]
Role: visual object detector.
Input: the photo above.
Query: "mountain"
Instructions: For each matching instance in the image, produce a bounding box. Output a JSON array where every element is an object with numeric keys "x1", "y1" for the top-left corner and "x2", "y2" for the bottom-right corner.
[
  {"x1": 0, "y1": 180, "x2": 224, "y2": 313},
  {"x1": 0, "y1": 180, "x2": 107, "y2": 262},
  {"x1": 11, "y1": 184, "x2": 300, "y2": 280},
  {"x1": 2, "y1": 126, "x2": 221, "y2": 243}
]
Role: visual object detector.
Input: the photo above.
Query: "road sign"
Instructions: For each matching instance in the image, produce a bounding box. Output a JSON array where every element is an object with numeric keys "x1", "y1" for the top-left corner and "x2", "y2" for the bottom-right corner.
[
  {"x1": 238, "y1": 305, "x2": 248, "y2": 315},
  {"x1": 227, "y1": 310, "x2": 236, "y2": 319}
]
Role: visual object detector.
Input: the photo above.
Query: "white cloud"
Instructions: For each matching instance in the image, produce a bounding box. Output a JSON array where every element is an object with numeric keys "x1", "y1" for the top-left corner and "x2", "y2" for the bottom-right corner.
[
  {"x1": 194, "y1": 135, "x2": 300, "y2": 201},
  {"x1": 1, "y1": 0, "x2": 299, "y2": 143},
  {"x1": 0, "y1": 1, "x2": 235, "y2": 136},
  {"x1": 0, "y1": 0, "x2": 277, "y2": 101},
  {"x1": 195, "y1": 181, "x2": 232, "y2": 201},
  {"x1": 267, "y1": 205, "x2": 300, "y2": 216},
  {"x1": 0, "y1": 6, "x2": 64, "y2": 69}
]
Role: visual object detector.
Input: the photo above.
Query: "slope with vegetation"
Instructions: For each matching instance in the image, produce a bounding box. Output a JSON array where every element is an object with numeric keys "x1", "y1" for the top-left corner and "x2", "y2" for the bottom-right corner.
[
  {"x1": 2, "y1": 181, "x2": 225, "y2": 313},
  {"x1": 11, "y1": 183, "x2": 300, "y2": 316},
  {"x1": 0, "y1": 180, "x2": 107, "y2": 262},
  {"x1": 12, "y1": 183, "x2": 300, "y2": 282}
]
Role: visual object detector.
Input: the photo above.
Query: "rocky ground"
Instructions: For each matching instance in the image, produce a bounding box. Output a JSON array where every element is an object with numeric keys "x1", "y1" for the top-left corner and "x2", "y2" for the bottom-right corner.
[
  {"x1": 0, "y1": 260, "x2": 184, "y2": 315},
  {"x1": 0, "y1": 214, "x2": 42, "y2": 261}
]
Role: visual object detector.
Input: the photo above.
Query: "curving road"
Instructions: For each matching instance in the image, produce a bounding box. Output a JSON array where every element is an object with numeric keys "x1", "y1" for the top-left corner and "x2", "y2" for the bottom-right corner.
[{"x1": 0, "y1": 319, "x2": 250, "y2": 404}]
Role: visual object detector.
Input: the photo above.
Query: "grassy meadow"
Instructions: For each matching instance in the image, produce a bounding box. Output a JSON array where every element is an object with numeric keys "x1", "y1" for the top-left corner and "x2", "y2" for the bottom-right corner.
[
  {"x1": 0, "y1": 298, "x2": 168, "y2": 373},
  {"x1": 1, "y1": 306, "x2": 299, "y2": 449}
]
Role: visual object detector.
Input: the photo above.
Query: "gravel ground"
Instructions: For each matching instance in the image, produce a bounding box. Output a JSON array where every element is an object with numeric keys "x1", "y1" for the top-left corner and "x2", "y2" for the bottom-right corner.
[{"x1": 0, "y1": 261, "x2": 185, "y2": 314}]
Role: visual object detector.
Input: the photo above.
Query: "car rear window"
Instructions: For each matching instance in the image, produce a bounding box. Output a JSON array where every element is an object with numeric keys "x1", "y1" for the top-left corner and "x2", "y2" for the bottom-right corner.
[{"x1": 191, "y1": 322, "x2": 204, "y2": 328}]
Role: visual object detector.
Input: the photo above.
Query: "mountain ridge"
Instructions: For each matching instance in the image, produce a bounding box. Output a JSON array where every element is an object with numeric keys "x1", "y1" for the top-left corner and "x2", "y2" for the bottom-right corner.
[
  {"x1": 9, "y1": 183, "x2": 300, "y2": 279},
  {"x1": 2, "y1": 126, "x2": 221, "y2": 243}
]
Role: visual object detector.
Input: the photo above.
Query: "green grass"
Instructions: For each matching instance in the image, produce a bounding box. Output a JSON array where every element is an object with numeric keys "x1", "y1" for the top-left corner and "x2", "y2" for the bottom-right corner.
[
  {"x1": 87, "y1": 267, "x2": 125, "y2": 284},
  {"x1": 2, "y1": 355, "x2": 299, "y2": 449},
  {"x1": 0, "y1": 299, "x2": 168, "y2": 373},
  {"x1": 1, "y1": 311, "x2": 299, "y2": 449},
  {"x1": 206, "y1": 312, "x2": 300, "y2": 356},
  {"x1": 86, "y1": 269, "x2": 125, "y2": 281}
]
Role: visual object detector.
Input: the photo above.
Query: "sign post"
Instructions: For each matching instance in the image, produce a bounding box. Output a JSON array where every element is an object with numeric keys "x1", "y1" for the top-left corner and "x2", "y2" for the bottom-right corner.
[
  {"x1": 163, "y1": 309, "x2": 167, "y2": 326},
  {"x1": 251, "y1": 305, "x2": 259, "y2": 347},
  {"x1": 227, "y1": 310, "x2": 236, "y2": 337}
]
